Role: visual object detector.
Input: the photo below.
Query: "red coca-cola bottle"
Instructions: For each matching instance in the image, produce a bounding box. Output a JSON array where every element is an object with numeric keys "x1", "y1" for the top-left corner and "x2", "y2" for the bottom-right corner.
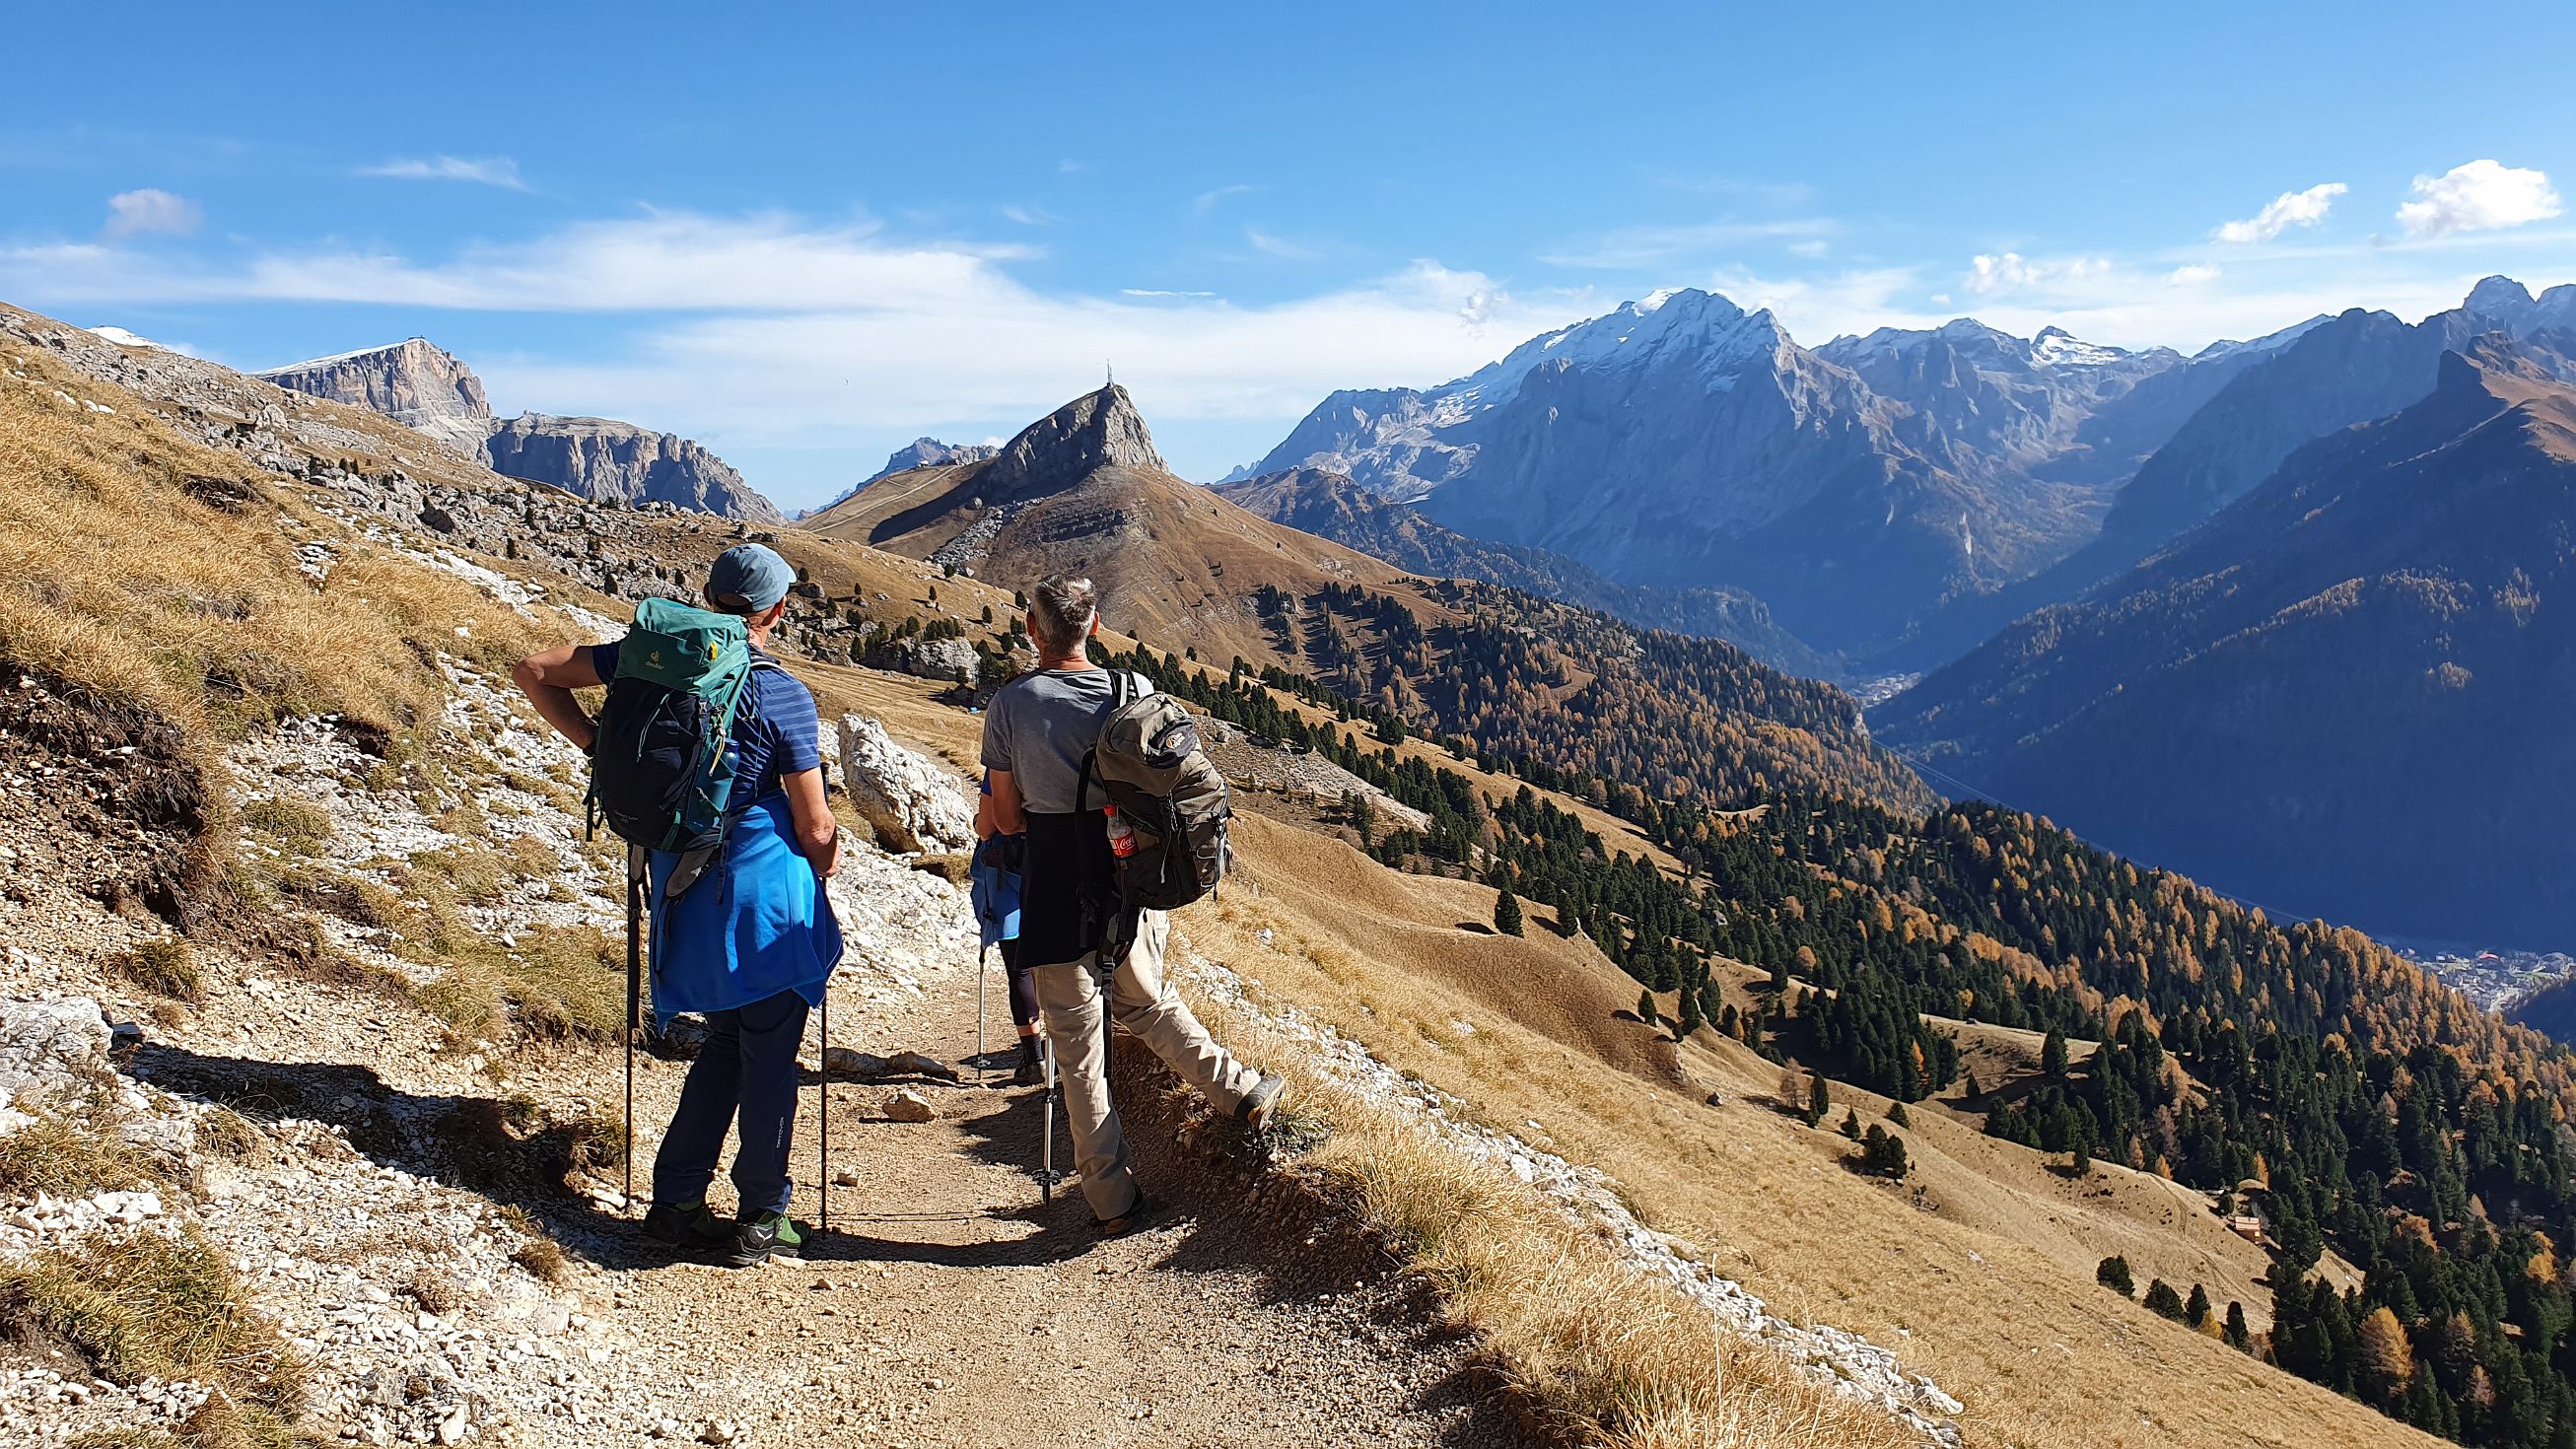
[{"x1": 1105, "y1": 804, "x2": 1138, "y2": 859}]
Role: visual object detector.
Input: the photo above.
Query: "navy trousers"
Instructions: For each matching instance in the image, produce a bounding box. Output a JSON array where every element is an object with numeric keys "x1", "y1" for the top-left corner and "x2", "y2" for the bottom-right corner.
[{"x1": 652, "y1": 988, "x2": 809, "y2": 1217}]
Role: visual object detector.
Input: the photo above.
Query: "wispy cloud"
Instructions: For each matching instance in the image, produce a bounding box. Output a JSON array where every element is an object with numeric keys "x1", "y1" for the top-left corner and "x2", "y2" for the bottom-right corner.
[
  {"x1": 1242, "y1": 227, "x2": 1318, "y2": 260},
  {"x1": 1057, "y1": 158, "x2": 1087, "y2": 173},
  {"x1": 1963, "y1": 251, "x2": 2110, "y2": 297},
  {"x1": 2214, "y1": 181, "x2": 2346, "y2": 243},
  {"x1": 1539, "y1": 217, "x2": 1835, "y2": 269},
  {"x1": 2166, "y1": 263, "x2": 2221, "y2": 286},
  {"x1": 358, "y1": 156, "x2": 528, "y2": 190},
  {"x1": 2397, "y1": 159, "x2": 2562, "y2": 238},
  {"x1": 1000, "y1": 203, "x2": 1062, "y2": 227},
  {"x1": 0, "y1": 211, "x2": 1598, "y2": 460},
  {"x1": 1123, "y1": 288, "x2": 1219, "y2": 299},
  {"x1": 1190, "y1": 184, "x2": 1253, "y2": 217},
  {"x1": 102, "y1": 189, "x2": 199, "y2": 240}
]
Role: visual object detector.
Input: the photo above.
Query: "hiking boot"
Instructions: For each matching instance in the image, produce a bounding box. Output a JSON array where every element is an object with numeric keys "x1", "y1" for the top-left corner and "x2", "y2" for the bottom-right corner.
[
  {"x1": 727, "y1": 1209, "x2": 805, "y2": 1268},
  {"x1": 641, "y1": 1201, "x2": 731, "y2": 1252},
  {"x1": 1095, "y1": 1189, "x2": 1152, "y2": 1237},
  {"x1": 1012, "y1": 1056, "x2": 1046, "y2": 1087},
  {"x1": 1237, "y1": 1073, "x2": 1288, "y2": 1135}
]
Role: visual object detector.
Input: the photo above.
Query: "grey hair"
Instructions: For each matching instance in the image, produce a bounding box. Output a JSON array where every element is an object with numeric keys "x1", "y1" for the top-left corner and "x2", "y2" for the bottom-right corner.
[{"x1": 1027, "y1": 575, "x2": 1097, "y2": 655}]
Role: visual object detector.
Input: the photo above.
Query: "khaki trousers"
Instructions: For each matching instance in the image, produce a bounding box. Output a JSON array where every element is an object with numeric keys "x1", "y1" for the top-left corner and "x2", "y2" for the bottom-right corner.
[{"x1": 1033, "y1": 909, "x2": 1261, "y2": 1219}]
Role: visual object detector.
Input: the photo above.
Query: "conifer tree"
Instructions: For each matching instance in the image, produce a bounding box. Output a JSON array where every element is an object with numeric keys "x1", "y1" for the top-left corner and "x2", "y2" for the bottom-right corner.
[
  {"x1": 2223, "y1": 1301, "x2": 2251, "y2": 1351},
  {"x1": 1637, "y1": 990, "x2": 1658, "y2": 1025},
  {"x1": 1807, "y1": 1072, "x2": 1832, "y2": 1127},
  {"x1": 1495, "y1": 888, "x2": 1524, "y2": 936},
  {"x1": 2143, "y1": 1279, "x2": 2186, "y2": 1321},
  {"x1": 1840, "y1": 1108, "x2": 1862, "y2": 1140},
  {"x1": 2097, "y1": 1256, "x2": 2134, "y2": 1295},
  {"x1": 2042, "y1": 1025, "x2": 2070, "y2": 1078},
  {"x1": 2185, "y1": 1282, "x2": 2211, "y2": 1328}
]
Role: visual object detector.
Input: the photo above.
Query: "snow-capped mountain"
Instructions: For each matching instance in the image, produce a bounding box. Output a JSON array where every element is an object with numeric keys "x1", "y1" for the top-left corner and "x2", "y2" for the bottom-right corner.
[{"x1": 1246, "y1": 287, "x2": 2385, "y2": 660}]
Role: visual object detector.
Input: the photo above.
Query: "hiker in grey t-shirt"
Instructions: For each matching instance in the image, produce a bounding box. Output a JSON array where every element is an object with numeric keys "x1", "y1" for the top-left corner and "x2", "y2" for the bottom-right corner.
[{"x1": 979, "y1": 575, "x2": 1283, "y2": 1232}]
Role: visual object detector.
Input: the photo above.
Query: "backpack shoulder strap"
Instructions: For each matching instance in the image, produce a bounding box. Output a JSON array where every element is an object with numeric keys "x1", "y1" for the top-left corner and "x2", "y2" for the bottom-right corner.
[{"x1": 1077, "y1": 668, "x2": 1128, "y2": 814}]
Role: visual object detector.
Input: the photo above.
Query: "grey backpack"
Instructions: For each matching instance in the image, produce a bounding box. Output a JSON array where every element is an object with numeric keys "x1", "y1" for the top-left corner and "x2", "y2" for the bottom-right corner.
[{"x1": 1079, "y1": 673, "x2": 1232, "y2": 912}]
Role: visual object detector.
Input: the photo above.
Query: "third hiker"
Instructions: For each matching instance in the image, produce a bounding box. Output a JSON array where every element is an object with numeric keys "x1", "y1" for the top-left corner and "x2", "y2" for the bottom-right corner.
[{"x1": 979, "y1": 574, "x2": 1283, "y2": 1231}]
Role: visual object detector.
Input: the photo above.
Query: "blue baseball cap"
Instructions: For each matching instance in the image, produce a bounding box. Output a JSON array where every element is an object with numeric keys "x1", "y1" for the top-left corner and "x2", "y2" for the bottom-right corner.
[{"x1": 707, "y1": 543, "x2": 796, "y2": 612}]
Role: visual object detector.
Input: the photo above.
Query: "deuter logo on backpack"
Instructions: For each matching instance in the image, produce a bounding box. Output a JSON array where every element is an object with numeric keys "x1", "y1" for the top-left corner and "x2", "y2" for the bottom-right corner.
[
  {"x1": 587, "y1": 596, "x2": 773, "y2": 854},
  {"x1": 1082, "y1": 677, "x2": 1231, "y2": 912}
]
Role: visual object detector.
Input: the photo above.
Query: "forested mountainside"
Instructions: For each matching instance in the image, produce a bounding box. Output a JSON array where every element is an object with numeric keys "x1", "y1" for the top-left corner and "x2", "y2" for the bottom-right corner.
[
  {"x1": 1130, "y1": 606, "x2": 2576, "y2": 1445},
  {"x1": 1215, "y1": 465, "x2": 1839, "y2": 676},
  {"x1": 1876, "y1": 341, "x2": 2576, "y2": 948}
]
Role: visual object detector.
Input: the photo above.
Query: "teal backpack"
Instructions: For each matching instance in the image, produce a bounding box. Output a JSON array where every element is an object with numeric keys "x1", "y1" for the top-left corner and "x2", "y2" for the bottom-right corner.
[{"x1": 586, "y1": 596, "x2": 778, "y2": 857}]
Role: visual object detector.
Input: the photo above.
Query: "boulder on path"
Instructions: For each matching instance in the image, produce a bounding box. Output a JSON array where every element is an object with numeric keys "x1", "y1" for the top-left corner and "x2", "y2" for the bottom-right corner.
[
  {"x1": 883, "y1": 1089, "x2": 937, "y2": 1123},
  {"x1": 835, "y1": 714, "x2": 974, "y2": 855},
  {"x1": 0, "y1": 997, "x2": 110, "y2": 1131}
]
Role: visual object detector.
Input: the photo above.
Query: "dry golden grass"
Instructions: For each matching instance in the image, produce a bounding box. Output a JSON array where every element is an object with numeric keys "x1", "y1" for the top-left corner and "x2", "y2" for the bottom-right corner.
[
  {"x1": 0, "y1": 343, "x2": 562, "y2": 753},
  {"x1": 0, "y1": 1226, "x2": 306, "y2": 1449},
  {"x1": 0, "y1": 1107, "x2": 160, "y2": 1199},
  {"x1": 104, "y1": 937, "x2": 206, "y2": 1003},
  {"x1": 1191, "y1": 996, "x2": 1913, "y2": 1449}
]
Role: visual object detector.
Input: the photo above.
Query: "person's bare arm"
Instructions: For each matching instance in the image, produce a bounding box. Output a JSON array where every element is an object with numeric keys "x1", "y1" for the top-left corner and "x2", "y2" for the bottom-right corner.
[
  {"x1": 986, "y1": 769, "x2": 1027, "y2": 837},
  {"x1": 781, "y1": 766, "x2": 840, "y2": 879},
  {"x1": 511, "y1": 644, "x2": 606, "y2": 752},
  {"x1": 975, "y1": 790, "x2": 999, "y2": 841}
]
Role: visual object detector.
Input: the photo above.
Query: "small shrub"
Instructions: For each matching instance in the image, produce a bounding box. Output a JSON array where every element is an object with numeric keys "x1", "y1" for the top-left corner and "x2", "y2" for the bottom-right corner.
[
  {"x1": 195, "y1": 1107, "x2": 263, "y2": 1162},
  {"x1": 241, "y1": 795, "x2": 332, "y2": 851},
  {"x1": 107, "y1": 937, "x2": 204, "y2": 1003},
  {"x1": 512, "y1": 1236, "x2": 569, "y2": 1286},
  {"x1": 404, "y1": 1265, "x2": 460, "y2": 1316},
  {"x1": 1838, "y1": 1108, "x2": 1862, "y2": 1140},
  {"x1": 0, "y1": 1112, "x2": 156, "y2": 1198}
]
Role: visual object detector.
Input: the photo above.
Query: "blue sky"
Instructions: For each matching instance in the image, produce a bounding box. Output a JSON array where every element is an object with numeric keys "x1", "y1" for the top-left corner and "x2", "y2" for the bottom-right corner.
[{"x1": 6, "y1": 2, "x2": 2573, "y2": 507}]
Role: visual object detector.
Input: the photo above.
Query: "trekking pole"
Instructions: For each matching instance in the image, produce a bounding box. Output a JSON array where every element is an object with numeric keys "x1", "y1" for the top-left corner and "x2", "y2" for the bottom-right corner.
[
  {"x1": 976, "y1": 945, "x2": 991, "y2": 1087},
  {"x1": 818, "y1": 979, "x2": 830, "y2": 1240},
  {"x1": 623, "y1": 845, "x2": 646, "y2": 1212},
  {"x1": 1039, "y1": 1036, "x2": 1060, "y2": 1203}
]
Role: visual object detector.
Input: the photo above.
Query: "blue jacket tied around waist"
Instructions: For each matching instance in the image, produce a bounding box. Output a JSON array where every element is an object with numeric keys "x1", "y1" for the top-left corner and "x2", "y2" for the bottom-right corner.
[{"x1": 648, "y1": 794, "x2": 841, "y2": 1016}]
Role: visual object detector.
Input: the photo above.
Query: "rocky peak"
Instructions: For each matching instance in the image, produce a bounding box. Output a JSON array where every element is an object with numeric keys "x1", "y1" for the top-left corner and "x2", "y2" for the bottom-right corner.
[
  {"x1": 977, "y1": 383, "x2": 1166, "y2": 501},
  {"x1": 483, "y1": 413, "x2": 784, "y2": 522},
  {"x1": 252, "y1": 338, "x2": 495, "y2": 455},
  {"x1": 873, "y1": 437, "x2": 999, "y2": 481}
]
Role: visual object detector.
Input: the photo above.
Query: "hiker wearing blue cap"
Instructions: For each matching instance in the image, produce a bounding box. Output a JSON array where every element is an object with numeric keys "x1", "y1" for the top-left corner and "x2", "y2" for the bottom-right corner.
[{"x1": 512, "y1": 543, "x2": 840, "y2": 1267}]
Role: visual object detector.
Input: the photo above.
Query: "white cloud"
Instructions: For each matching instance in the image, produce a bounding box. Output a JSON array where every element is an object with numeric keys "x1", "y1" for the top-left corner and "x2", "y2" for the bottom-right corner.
[
  {"x1": 1964, "y1": 251, "x2": 2110, "y2": 296},
  {"x1": 2214, "y1": 181, "x2": 2346, "y2": 243},
  {"x1": 1242, "y1": 227, "x2": 1317, "y2": 260},
  {"x1": 1538, "y1": 217, "x2": 1835, "y2": 269},
  {"x1": 103, "y1": 189, "x2": 200, "y2": 240},
  {"x1": 999, "y1": 204, "x2": 1061, "y2": 226},
  {"x1": 1786, "y1": 238, "x2": 1831, "y2": 258},
  {"x1": 1122, "y1": 288, "x2": 1218, "y2": 299},
  {"x1": 2166, "y1": 263, "x2": 2221, "y2": 286},
  {"x1": 1705, "y1": 265, "x2": 1935, "y2": 339},
  {"x1": 358, "y1": 156, "x2": 528, "y2": 190},
  {"x1": 1190, "y1": 184, "x2": 1253, "y2": 217},
  {"x1": 2397, "y1": 160, "x2": 2562, "y2": 237}
]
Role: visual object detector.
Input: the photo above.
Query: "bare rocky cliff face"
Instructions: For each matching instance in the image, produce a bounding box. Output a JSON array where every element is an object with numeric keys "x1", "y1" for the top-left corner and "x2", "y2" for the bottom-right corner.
[
  {"x1": 251, "y1": 338, "x2": 784, "y2": 522},
  {"x1": 977, "y1": 383, "x2": 1165, "y2": 502},
  {"x1": 484, "y1": 412, "x2": 784, "y2": 522},
  {"x1": 251, "y1": 339, "x2": 494, "y2": 456}
]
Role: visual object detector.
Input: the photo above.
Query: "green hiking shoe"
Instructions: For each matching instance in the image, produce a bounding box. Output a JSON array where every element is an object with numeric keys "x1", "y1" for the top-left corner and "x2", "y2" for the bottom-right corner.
[
  {"x1": 727, "y1": 1209, "x2": 805, "y2": 1267},
  {"x1": 642, "y1": 1201, "x2": 731, "y2": 1251}
]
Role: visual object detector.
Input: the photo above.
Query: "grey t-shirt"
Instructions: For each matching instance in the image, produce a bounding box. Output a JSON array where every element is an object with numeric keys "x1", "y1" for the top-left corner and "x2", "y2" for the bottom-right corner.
[{"x1": 980, "y1": 667, "x2": 1153, "y2": 815}]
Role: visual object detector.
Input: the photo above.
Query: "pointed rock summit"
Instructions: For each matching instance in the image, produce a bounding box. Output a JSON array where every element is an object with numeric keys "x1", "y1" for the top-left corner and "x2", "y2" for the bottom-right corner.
[
  {"x1": 979, "y1": 383, "x2": 1166, "y2": 501},
  {"x1": 252, "y1": 338, "x2": 494, "y2": 454}
]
